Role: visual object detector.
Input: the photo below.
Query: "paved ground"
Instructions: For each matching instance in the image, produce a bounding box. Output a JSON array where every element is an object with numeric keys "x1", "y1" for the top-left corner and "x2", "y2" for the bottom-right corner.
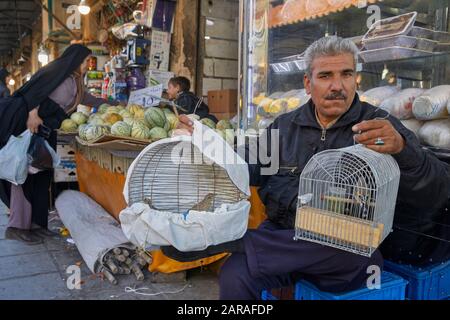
[{"x1": 0, "y1": 203, "x2": 220, "y2": 300}]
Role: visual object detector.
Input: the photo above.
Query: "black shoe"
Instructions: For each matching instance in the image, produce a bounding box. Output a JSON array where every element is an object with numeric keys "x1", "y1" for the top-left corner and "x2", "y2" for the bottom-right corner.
[
  {"x1": 5, "y1": 227, "x2": 43, "y2": 245},
  {"x1": 31, "y1": 224, "x2": 58, "y2": 237},
  {"x1": 161, "y1": 239, "x2": 245, "y2": 262}
]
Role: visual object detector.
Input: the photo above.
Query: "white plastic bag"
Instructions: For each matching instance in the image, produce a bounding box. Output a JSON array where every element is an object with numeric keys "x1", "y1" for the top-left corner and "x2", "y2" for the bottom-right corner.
[
  {"x1": 418, "y1": 119, "x2": 450, "y2": 149},
  {"x1": 413, "y1": 85, "x2": 450, "y2": 120},
  {"x1": 0, "y1": 130, "x2": 32, "y2": 185},
  {"x1": 379, "y1": 88, "x2": 424, "y2": 120},
  {"x1": 400, "y1": 119, "x2": 423, "y2": 138},
  {"x1": 361, "y1": 86, "x2": 400, "y2": 107}
]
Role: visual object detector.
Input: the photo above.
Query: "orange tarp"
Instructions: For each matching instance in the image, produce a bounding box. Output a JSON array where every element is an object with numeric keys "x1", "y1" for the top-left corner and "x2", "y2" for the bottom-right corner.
[{"x1": 75, "y1": 152, "x2": 267, "y2": 273}]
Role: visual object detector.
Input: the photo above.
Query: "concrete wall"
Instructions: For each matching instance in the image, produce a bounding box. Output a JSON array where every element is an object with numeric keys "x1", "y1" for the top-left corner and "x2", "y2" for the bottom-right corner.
[{"x1": 197, "y1": 0, "x2": 239, "y2": 101}]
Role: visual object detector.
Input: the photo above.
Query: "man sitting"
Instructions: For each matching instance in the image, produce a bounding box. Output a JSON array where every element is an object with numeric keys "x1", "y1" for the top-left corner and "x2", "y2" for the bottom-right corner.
[{"x1": 175, "y1": 36, "x2": 450, "y2": 300}]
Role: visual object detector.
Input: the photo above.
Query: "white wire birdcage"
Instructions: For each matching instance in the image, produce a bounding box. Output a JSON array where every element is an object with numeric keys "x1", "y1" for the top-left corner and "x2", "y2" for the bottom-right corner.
[
  {"x1": 125, "y1": 141, "x2": 248, "y2": 213},
  {"x1": 295, "y1": 144, "x2": 401, "y2": 257},
  {"x1": 120, "y1": 124, "x2": 251, "y2": 252}
]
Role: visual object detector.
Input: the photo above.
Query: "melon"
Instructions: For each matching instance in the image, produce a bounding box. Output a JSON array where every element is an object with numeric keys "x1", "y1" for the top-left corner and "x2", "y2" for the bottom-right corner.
[
  {"x1": 131, "y1": 123, "x2": 151, "y2": 140},
  {"x1": 102, "y1": 112, "x2": 123, "y2": 126},
  {"x1": 105, "y1": 106, "x2": 122, "y2": 114},
  {"x1": 78, "y1": 124, "x2": 89, "y2": 140},
  {"x1": 144, "y1": 107, "x2": 167, "y2": 128},
  {"x1": 215, "y1": 129, "x2": 226, "y2": 140},
  {"x1": 127, "y1": 104, "x2": 144, "y2": 116},
  {"x1": 216, "y1": 119, "x2": 232, "y2": 130},
  {"x1": 88, "y1": 117, "x2": 106, "y2": 126},
  {"x1": 119, "y1": 109, "x2": 132, "y2": 119},
  {"x1": 163, "y1": 108, "x2": 175, "y2": 116},
  {"x1": 88, "y1": 113, "x2": 102, "y2": 123},
  {"x1": 70, "y1": 112, "x2": 88, "y2": 125},
  {"x1": 165, "y1": 113, "x2": 179, "y2": 130},
  {"x1": 84, "y1": 125, "x2": 109, "y2": 141},
  {"x1": 111, "y1": 121, "x2": 132, "y2": 137},
  {"x1": 225, "y1": 129, "x2": 235, "y2": 145},
  {"x1": 98, "y1": 103, "x2": 111, "y2": 114},
  {"x1": 133, "y1": 108, "x2": 145, "y2": 120},
  {"x1": 60, "y1": 119, "x2": 78, "y2": 132},
  {"x1": 200, "y1": 118, "x2": 216, "y2": 129},
  {"x1": 149, "y1": 127, "x2": 168, "y2": 141}
]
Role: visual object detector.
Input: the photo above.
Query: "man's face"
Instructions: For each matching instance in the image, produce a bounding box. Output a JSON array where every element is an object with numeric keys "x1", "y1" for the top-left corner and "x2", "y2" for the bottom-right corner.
[
  {"x1": 167, "y1": 82, "x2": 180, "y2": 100},
  {"x1": 304, "y1": 53, "x2": 357, "y2": 121}
]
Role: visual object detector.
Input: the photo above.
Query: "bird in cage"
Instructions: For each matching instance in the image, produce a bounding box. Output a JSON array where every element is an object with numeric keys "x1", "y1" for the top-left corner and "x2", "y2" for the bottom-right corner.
[
  {"x1": 120, "y1": 120, "x2": 251, "y2": 252},
  {"x1": 295, "y1": 144, "x2": 400, "y2": 257}
]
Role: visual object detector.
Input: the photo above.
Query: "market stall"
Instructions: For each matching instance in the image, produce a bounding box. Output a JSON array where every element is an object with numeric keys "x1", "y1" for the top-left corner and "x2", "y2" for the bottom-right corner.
[{"x1": 52, "y1": 0, "x2": 249, "y2": 276}]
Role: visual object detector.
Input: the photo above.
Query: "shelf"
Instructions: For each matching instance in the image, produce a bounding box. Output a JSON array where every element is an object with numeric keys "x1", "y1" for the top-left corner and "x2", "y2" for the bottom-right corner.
[{"x1": 270, "y1": 51, "x2": 450, "y2": 78}]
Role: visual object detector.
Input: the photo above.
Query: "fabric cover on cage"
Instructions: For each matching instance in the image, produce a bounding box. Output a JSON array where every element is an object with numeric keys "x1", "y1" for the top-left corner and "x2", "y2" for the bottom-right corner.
[
  {"x1": 55, "y1": 190, "x2": 130, "y2": 272},
  {"x1": 120, "y1": 120, "x2": 251, "y2": 251}
]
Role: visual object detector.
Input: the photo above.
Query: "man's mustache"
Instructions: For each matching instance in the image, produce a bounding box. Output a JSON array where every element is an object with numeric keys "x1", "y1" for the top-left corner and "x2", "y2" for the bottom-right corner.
[{"x1": 325, "y1": 92, "x2": 347, "y2": 100}]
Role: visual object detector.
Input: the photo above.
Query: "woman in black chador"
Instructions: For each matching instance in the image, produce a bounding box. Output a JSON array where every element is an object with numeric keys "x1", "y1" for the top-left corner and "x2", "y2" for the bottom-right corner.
[{"x1": 0, "y1": 44, "x2": 114, "y2": 244}]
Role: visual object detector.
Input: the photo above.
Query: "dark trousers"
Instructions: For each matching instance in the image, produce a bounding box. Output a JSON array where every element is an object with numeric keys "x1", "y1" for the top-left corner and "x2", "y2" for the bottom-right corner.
[{"x1": 219, "y1": 220, "x2": 383, "y2": 300}]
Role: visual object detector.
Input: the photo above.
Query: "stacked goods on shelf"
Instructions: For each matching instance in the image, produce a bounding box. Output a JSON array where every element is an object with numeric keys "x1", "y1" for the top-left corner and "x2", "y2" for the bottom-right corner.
[
  {"x1": 253, "y1": 89, "x2": 311, "y2": 129},
  {"x1": 361, "y1": 85, "x2": 450, "y2": 149},
  {"x1": 359, "y1": 12, "x2": 450, "y2": 63},
  {"x1": 269, "y1": 0, "x2": 379, "y2": 28}
]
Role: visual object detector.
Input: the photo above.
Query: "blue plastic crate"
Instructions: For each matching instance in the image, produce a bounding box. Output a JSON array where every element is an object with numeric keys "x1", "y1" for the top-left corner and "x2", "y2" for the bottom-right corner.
[
  {"x1": 384, "y1": 260, "x2": 450, "y2": 300},
  {"x1": 294, "y1": 272, "x2": 407, "y2": 300},
  {"x1": 261, "y1": 290, "x2": 278, "y2": 300}
]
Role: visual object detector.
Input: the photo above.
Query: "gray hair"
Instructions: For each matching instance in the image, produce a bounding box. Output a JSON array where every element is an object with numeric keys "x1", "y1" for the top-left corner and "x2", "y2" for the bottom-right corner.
[{"x1": 304, "y1": 36, "x2": 359, "y2": 78}]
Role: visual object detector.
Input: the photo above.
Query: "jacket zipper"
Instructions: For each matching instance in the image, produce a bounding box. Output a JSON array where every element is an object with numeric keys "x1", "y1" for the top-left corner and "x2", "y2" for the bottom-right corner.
[{"x1": 321, "y1": 128, "x2": 327, "y2": 141}]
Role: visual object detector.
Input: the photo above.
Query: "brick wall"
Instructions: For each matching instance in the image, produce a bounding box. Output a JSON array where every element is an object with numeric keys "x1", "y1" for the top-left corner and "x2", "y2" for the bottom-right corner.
[{"x1": 197, "y1": 0, "x2": 239, "y2": 103}]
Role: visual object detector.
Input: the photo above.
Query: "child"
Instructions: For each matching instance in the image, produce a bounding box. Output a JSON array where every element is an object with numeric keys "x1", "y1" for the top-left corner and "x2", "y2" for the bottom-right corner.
[{"x1": 167, "y1": 76, "x2": 218, "y2": 123}]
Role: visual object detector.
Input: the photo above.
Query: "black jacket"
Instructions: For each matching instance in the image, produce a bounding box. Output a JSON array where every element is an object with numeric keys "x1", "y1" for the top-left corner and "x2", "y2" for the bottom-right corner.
[
  {"x1": 245, "y1": 95, "x2": 450, "y2": 264},
  {"x1": 175, "y1": 91, "x2": 218, "y2": 123}
]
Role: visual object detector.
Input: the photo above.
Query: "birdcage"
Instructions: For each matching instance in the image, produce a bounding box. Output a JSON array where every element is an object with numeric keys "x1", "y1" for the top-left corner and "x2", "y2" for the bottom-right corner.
[
  {"x1": 125, "y1": 140, "x2": 248, "y2": 212},
  {"x1": 120, "y1": 122, "x2": 251, "y2": 252},
  {"x1": 295, "y1": 144, "x2": 400, "y2": 257}
]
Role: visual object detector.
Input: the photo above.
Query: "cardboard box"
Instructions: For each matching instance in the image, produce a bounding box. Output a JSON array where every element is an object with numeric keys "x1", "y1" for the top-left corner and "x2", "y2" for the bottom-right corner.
[
  {"x1": 54, "y1": 168, "x2": 78, "y2": 183},
  {"x1": 207, "y1": 89, "x2": 238, "y2": 114},
  {"x1": 57, "y1": 143, "x2": 76, "y2": 160}
]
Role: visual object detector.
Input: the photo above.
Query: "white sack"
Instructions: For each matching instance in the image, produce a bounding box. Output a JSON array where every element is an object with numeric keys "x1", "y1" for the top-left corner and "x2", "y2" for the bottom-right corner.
[
  {"x1": 418, "y1": 119, "x2": 450, "y2": 149},
  {"x1": 55, "y1": 190, "x2": 131, "y2": 272},
  {"x1": 413, "y1": 85, "x2": 450, "y2": 120}
]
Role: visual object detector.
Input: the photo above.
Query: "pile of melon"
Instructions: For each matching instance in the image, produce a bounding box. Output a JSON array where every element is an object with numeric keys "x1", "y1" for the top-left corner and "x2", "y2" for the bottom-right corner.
[
  {"x1": 70, "y1": 103, "x2": 177, "y2": 143},
  {"x1": 199, "y1": 118, "x2": 235, "y2": 145}
]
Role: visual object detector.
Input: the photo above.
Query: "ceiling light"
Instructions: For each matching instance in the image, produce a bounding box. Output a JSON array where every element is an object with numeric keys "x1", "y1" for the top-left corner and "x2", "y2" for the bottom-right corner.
[
  {"x1": 38, "y1": 45, "x2": 49, "y2": 66},
  {"x1": 8, "y1": 78, "x2": 15, "y2": 86},
  {"x1": 78, "y1": 0, "x2": 91, "y2": 15}
]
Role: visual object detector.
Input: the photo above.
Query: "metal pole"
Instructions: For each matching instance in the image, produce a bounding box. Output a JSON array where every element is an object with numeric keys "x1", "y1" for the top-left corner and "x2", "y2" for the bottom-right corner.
[{"x1": 33, "y1": 0, "x2": 80, "y2": 40}]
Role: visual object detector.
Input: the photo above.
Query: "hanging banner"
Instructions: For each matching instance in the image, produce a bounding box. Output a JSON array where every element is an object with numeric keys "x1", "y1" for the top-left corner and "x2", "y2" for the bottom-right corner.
[
  {"x1": 152, "y1": 0, "x2": 176, "y2": 32},
  {"x1": 149, "y1": 30, "x2": 171, "y2": 71}
]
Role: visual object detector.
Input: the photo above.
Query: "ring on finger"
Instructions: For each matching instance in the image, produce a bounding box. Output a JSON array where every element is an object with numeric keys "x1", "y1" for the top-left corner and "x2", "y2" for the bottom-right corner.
[{"x1": 375, "y1": 137, "x2": 385, "y2": 146}]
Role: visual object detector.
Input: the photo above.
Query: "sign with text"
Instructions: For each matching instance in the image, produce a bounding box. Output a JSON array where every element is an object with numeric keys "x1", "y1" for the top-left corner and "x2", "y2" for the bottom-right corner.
[
  {"x1": 146, "y1": 70, "x2": 174, "y2": 89},
  {"x1": 127, "y1": 84, "x2": 163, "y2": 108}
]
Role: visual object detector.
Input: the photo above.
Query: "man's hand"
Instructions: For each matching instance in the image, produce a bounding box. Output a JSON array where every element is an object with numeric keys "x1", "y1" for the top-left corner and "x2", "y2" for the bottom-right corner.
[
  {"x1": 352, "y1": 119, "x2": 405, "y2": 154},
  {"x1": 176, "y1": 114, "x2": 194, "y2": 134},
  {"x1": 27, "y1": 108, "x2": 43, "y2": 134}
]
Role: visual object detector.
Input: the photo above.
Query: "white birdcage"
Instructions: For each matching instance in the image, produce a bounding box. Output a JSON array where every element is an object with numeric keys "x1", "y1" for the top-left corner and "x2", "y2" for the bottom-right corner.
[
  {"x1": 295, "y1": 144, "x2": 400, "y2": 257},
  {"x1": 120, "y1": 121, "x2": 251, "y2": 252}
]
